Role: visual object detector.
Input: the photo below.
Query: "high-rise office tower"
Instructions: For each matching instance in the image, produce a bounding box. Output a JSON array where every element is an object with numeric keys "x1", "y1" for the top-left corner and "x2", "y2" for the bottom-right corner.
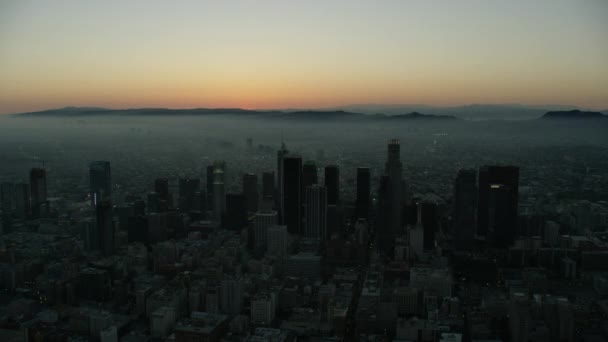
[
  {"x1": 206, "y1": 165, "x2": 215, "y2": 211},
  {"x1": 326, "y1": 204, "x2": 339, "y2": 238},
  {"x1": 223, "y1": 193, "x2": 247, "y2": 230},
  {"x1": 243, "y1": 173, "x2": 259, "y2": 213},
  {"x1": 355, "y1": 167, "x2": 371, "y2": 219},
  {"x1": 281, "y1": 155, "x2": 302, "y2": 234},
  {"x1": 262, "y1": 172, "x2": 275, "y2": 200},
  {"x1": 409, "y1": 204, "x2": 424, "y2": 260},
  {"x1": 303, "y1": 161, "x2": 318, "y2": 188},
  {"x1": 147, "y1": 192, "x2": 160, "y2": 213},
  {"x1": 260, "y1": 171, "x2": 275, "y2": 212},
  {"x1": 421, "y1": 201, "x2": 437, "y2": 250},
  {"x1": 133, "y1": 199, "x2": 146, "y2": 217},
  {"x1": 197, "y1": 189, "x2": 207, "y2": 215},
  {"x1": 376, "y1": 175, "x2": 392, "y2": 251},
  {"x1": 14, "y1": 183, "x2": 30, "y2": 219},
  {"x1": 477, "y1": 165, "x2": 519, "y2": 247},
  {"x1": 96, "y1": 200, "x2": 114, "y2": 256},
  {"x1": 305, "y1": 185, "x2": 327, "y2": 240},
  {"x1": 178, "y1": 177, "x2": 200, "y2": 212},
  {"x1": 267, "y1": 225, "x2": 288, "y2": 257},
  {"x1": 154, "y1": 178, "x2": 170, "y2": 211},
  {"x1": 147, "y1": 212, "x2": 167, "y2": 243},
  {"x1": 453, "y1": 169, "x2": 477, "y2": 250},
  {"x1": 385, "y1": 139, "x2": 404, "y2": 234},
  {"x1": 276, "y1": 142, "x2": 289, "y2": 214},
  {"x1": 324, "y1": 165, "x2": 340, "y2": 206},
  {"x1": 30, "y1": 167, "x2": 47, "y2": 218},
  {"x1": 254, "y1": 211, "x2": 278, "y2": 251},
  {"x1": 89, "y1": 161, "x2": 111, "y2": 207},
  {"x1": 128, "y1": 216, "x2": 148, "y2": 244},
  {"x1": 213, "y1": 161, "x2": 226, "y2": 221}
]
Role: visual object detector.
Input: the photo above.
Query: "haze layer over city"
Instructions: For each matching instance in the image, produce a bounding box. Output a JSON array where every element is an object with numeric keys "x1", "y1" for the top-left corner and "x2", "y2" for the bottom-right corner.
[{"x1": 1, "y1": 1, "x2": 608, "y2": 342}]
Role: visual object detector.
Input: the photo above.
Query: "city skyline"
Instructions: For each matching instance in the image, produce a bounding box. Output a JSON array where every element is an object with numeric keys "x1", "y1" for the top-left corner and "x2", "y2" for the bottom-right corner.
[
  {"x1": 1, "y1": 2, "x2": 607, "y2": 340},
  {"x1": 1, "y1": 0, "x2": 608, "y2": 115}
]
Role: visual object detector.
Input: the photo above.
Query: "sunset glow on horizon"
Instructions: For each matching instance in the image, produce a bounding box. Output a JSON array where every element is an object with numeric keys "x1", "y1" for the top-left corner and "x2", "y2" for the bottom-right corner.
[{"x1": 1, "y1": 0, "x2": 607, "y2": 114}]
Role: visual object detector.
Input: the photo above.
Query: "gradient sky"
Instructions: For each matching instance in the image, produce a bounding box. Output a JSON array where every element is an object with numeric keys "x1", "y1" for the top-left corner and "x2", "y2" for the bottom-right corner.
[{"x1": 1, "y1": 0, "x2": 607, "y2": 114}]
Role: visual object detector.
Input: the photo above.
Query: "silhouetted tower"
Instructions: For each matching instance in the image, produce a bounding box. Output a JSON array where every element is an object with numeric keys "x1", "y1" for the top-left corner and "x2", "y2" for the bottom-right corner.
[
  {"x1": 477, "y1": 165, "x2": 519, "y2": 247},
  {"x1": 254, "y1": 211, "x2": 278, "y2": 251},
  {"x1": 376, "y1": 175, "x2": 393, "y2": 252},
  {"x1": 206, "y1": 165, "x2": 215, "y2": 211},
  {"x1": 305, "y1": 185, "x2": 327, "y2": 241},
  {"x1": 29, "y1": 167, "x2": 47, "y2": 218},
  {"x1": 89, "y1": 161, "x2": 111, "y2": 207},
  {"x1": 243, "y1": 173, "x2": 259, "y2": 213},
  {"x1": 96, "y1": 200, "x2": 115, "y2": 256},
  {"x1": 213, "y1": 161, "x2": 226, "y2": 221},
  {"x1": 453, "y1": 169, "x2": 477, "y2": 250},
  {"x1": 147, "y1": 192, "x2": 160, "y2": 213},
  {"x1": 421, "y1": 201, "x2": 438, "y2": 250},
  {"x1": 324, "y1": 165, "x2": 340, "y2": 206},
  {"x1": 154, "y1": 178, "x2": 170, "y2": 211},
  {"x1": 303, "y1": 161, "x2": 318, "y2": 188},
  {"x1": 355, "y1": 167, "x2": 371, "y2": 219},
  {"x1": 281, "y1": 155, "x2": 302, "y2": 234},
  {"x1": 276, "y1": 141, "x2": 289, "y2": 216},
  {"x1": 179, "y1": 177, "x2": 200, "y2": 212},
  {"x1": 223, "y1": 193, "x2": 247, "y2": 230},
  {"x1": 385, "y1": 139, "x2": 403, "y2": 235},
  {"x1": 262, "y1": 171, "x2": 275, "y2": 200}
]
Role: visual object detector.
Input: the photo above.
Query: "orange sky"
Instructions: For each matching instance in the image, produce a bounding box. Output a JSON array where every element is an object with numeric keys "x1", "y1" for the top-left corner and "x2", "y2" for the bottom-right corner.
[{"x1": 1, "y1": 0, "x2": 607, "y2": 114}]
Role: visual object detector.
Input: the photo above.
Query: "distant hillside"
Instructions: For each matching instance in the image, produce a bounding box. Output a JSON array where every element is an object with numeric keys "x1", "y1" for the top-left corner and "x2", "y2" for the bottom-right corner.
[
  {"x1": 16, "y1": 107, "x2": 266, "y2": 117},
  {"x1": 322, "y1": 104, "x2": 577, "y2": 120},
  {"x1": 541, "y1": 110, "x2": 607, "y2": 120},
  {"x1": 15, "y1": 107, "x2": 457, "y2": 121},
  {"x1": 382, "y1": 112, "x2": 457, "y2": 120}
]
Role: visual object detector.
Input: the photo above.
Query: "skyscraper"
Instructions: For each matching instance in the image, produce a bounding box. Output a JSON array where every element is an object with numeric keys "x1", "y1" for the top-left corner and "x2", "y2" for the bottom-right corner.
[
  {"x1": 355, "y1": 167, "x2": 371, "y2": 219},
  {"x1": 254, "y1": 211, "x2": 278, "y2": 251},
  {"x1": 303, "y1": 161, "x2": 318, "y2": 188},
  {"x1": 89, "y1": 161, "x2": 111, "y2": 207},
  {"x1": 262, "y1": 171, "x2": 275, "y2": 200},
  {"x1": 304, "y1": 185, "x2": 327, "y2": 240},
  {"x1": 281, "y1": 155, "x2": 302, "y2": 234},
  {"x1": 178, "y1": 177, "x2": 200, "y2": 212},
  {"x1": 147, "y1": 192, "x2": 160, "y2": 213},
  {"x1": 213, "y1": 161, "x2": 226, "y2": 221},
  {"x1": 385, "y1": 139, "x2": 404, "y2": 235},
  {"x1": 30, "y1": 167, "x2": 47, "y2": 218},
  {"x1": 96, "y1": 200, "x2": 114, "y2": 256},
  {"x1": 154, "y1": 178, "x2": 170, "y2": 211},
  {"x1": 276, "y1": 141, "x2": 289, "y2": 213},
  {"x1": 206, "y1": 165, "x2": 214, "y2": 211},
  {"x1": 324, "y1": 165, "x2": 340, "y2": 206},
  {"x1": 477, "y1": 165, "x2": 519, "y2": 247},
  {"x1": 267, "y1": 225, "x2": 288, "y2": 257},
  {"x1": 409, "y1": 204, "x2": 424, "y2": 260},
  {"x1": 421, "y1": 201, "x2": 437, "y2": 250},
  {"x1": 243, "y1": 173, "x2": 259, "y2": 213},
  {"x1": 453, "y1": 169, "x2": 477, "y2": 250},
  {"x1": 223, "y1": 193, "x2": 247, "y2": 230}
]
